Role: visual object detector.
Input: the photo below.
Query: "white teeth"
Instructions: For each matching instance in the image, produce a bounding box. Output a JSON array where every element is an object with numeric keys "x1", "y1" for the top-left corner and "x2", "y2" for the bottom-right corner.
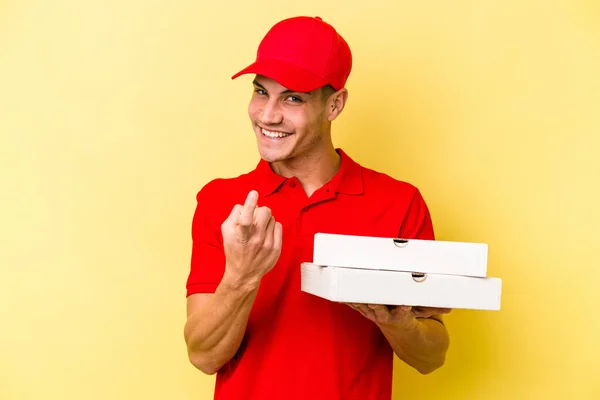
[{"x1": 262, "y1": 128, "x2": 291, "y2": 138}]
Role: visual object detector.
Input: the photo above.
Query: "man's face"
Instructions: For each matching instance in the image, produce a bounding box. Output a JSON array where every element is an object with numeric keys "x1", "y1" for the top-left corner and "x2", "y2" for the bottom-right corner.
[{"x1": 248, "y1": 75, "x2": 332, "y2": 163}]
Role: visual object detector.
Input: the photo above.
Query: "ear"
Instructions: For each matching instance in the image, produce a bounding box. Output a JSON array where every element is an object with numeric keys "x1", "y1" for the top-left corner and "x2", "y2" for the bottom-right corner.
[{"x1": 327, "y1": 88, "x2": 349, "y2": 121}]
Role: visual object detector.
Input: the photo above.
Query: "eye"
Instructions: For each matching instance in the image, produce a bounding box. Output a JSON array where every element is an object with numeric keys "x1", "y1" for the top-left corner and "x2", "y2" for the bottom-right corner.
[
  {"x1": 254, "y1": 88, "x2": 268, "y2": 96},
  {"x1": 286, "y1": 95, "x2": 303, "y2": 103}
]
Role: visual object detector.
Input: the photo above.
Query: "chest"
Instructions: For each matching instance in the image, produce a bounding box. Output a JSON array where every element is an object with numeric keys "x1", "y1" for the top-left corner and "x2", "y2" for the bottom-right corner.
[
  {"x1": 247, "y1": 188, "x2": 402, "y2": 339},
  {"x1": 263, "y1": 190, "x2": 402, "y2": 245}
]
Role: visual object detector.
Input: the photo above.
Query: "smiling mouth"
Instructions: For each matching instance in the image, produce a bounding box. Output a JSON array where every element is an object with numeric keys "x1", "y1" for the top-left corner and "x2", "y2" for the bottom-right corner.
[{"x1": 261, "y1": 128, "x2": 293, "y2": 139}]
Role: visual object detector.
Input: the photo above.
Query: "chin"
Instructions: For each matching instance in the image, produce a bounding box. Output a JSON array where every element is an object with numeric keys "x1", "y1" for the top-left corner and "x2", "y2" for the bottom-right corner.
[
  {"x1": 257, "y1": 147, "x2": 290, "y2": 163},
  {"x1": 255, "y1": 133, "x2": 296, "y2": 163}
]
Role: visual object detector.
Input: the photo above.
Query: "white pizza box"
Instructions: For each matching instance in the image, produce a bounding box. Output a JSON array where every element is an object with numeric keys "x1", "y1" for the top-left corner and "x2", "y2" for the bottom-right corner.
[
  {"x1": 313, "y1": 233, "x2": 488, "y2": 278},
  {"x1": 300, "y1": 263, "x2": 502, "y2": 311}
]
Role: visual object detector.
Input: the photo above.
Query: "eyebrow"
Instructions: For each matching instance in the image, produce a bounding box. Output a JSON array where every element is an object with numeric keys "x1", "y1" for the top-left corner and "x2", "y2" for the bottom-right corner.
[{"x1": 253, "y1": 79, "x2": 312, "y2": 96}]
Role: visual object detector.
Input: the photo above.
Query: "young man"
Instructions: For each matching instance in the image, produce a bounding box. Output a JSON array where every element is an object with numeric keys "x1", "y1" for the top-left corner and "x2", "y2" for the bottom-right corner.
[{"x1": 184, "y1": 16, "x2": 451, "y2": 400}]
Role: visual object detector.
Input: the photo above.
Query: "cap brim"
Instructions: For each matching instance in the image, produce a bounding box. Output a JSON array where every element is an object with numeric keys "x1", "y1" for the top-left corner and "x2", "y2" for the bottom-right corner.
[{"x1": 231, "y1": 58, "x2": 328, "y2": 93}]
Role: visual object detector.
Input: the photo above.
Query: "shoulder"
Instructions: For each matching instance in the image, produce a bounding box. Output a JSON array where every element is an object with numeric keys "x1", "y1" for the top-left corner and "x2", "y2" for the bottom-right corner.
[
  {"x1": 360, "y1": 164, "x2": 422, "y2": 200},
  {"x1": 340, "y1": 149, "x2": 422, "y2": 201},
  {"x1": 358, "y1": 164, "x2": 434, "y2": 238}
]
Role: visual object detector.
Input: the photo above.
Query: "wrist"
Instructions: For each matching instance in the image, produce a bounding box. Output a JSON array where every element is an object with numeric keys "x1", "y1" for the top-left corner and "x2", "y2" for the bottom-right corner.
[{"x1": 220, "y1": 268, "x2": 261, "y2": 294}]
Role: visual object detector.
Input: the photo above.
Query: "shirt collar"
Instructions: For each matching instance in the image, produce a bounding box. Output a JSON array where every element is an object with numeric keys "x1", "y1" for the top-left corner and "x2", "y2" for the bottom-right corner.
[
  {"x1": 252, "y1": 148, "x2": 364, "y2": 197},
  {"x1": 326, "y1": 148, "x2": 364, "y2": 195},
  {"x1": 253, "y1": 158, "x2": 288, "y2": 197}
]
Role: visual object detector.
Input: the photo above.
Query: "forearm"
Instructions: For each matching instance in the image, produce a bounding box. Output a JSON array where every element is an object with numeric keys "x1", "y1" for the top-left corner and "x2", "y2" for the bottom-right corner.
[
  {"x1": 184, "y1": 273, "x2": 259, "y2": 375},
  {"x1": 379, "y1": 317, "x2": 449, "y2": 374}
]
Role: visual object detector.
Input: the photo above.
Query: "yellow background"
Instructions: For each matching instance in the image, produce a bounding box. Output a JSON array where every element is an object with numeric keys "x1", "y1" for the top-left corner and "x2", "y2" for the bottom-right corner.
[{"x1": 1, "y1": 1, "x2": 599, "y2": 399}]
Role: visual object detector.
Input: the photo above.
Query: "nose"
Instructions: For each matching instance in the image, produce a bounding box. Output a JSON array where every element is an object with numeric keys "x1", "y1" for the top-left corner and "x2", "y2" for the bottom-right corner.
[{"x1": 260, "y1": 100, "x2": 283, "y2": 125}]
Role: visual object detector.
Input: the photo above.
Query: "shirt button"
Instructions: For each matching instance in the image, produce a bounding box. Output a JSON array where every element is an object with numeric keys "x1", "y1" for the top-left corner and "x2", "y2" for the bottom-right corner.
[{"x1": 289, "y1": 181, "x2": 296, "y2": 188}]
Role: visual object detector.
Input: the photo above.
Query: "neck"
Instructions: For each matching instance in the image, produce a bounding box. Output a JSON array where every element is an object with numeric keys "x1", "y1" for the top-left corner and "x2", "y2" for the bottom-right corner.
[{"x1": 270, "y1": 147, "x2": 341, "y2": 197}]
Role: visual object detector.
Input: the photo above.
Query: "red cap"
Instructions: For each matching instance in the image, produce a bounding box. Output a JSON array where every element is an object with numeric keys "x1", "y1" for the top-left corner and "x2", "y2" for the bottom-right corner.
[{"x1": 231, "y1": 16, "x2": 352, "y2": 92}]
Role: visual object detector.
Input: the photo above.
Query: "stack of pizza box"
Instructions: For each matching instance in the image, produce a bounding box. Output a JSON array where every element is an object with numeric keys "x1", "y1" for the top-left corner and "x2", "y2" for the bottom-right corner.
[{"x1": 301, "y1": 233, "x2": 502, "y2": 310}]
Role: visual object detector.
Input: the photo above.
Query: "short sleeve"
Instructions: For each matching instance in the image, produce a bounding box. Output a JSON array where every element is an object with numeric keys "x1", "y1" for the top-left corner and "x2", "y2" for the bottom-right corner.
[
  {"x1": 186, "y1": 182, "x2": 226, "y2": 297},
  {"x1": 398, "y1": 188, "x2": 435, "y2": 241}
]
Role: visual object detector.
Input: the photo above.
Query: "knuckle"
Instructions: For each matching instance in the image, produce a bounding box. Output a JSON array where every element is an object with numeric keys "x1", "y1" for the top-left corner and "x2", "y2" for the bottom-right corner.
[
  {"x1": 249, "y1": 234, "x2": 263, "y2": 248},
  {"x1": 221, "y1": 220, "x2": 230, "y2": 232},
  {"x1": 262, "y1": 236, "x2": 273, "y2": 249},
  {"x1": 232, "y1": 204, "x2": 243, "y2": 215},
  {"x1": 257, "y1": 206, "x2": 272, "y2": 219}
]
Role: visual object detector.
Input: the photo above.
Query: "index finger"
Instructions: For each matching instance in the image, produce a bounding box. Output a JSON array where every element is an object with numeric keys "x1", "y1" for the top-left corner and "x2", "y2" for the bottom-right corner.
[{"x1": 239, "y1": 190, "x2": 258, "y2": 227}]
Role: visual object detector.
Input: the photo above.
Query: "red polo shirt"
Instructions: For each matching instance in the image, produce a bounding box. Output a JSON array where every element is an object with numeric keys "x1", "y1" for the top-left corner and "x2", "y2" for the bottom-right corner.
[{"x1": 187, "y1": 149, "x2": 435, "y2": 400}]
